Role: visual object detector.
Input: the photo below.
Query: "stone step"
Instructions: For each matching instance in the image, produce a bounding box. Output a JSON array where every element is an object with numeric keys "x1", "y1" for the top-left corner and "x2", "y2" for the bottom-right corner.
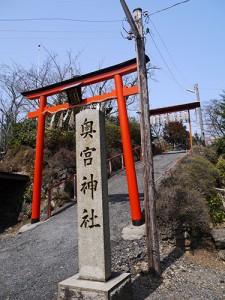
[{"x1": 211, "y1": 228, "x2": 225, "y2": 249}]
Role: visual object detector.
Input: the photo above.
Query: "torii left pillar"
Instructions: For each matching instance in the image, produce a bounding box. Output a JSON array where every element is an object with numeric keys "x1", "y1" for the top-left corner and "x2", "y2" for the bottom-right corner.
[{"x1": 31, "y1": 95, "x2": 47, "y2": 223}]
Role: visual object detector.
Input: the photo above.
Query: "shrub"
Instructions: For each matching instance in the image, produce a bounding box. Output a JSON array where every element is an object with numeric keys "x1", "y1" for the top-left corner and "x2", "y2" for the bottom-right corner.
[
  {"x1": 8, "y1": 119, "x2": 37, "y2": 149},
  {"x1": 157, "y1": 150, "x2": 221, "y2": 235},
  {"x1": 208, "y1": 195, "x2": 225, "y2": 224},
  {"x1": 192, "y1": 145, "x2": 218, "y2": 164},
  {"x1": 26, "y1": 210, "x2": 32, "y2": 219},
  {"x1": 45, "y1": 129, "x2": 75, "y2": 154},
  {"x1": 23, "y1": 184, "x2": 33, "y2": 204},
  {"x1": 174, "y1": 155, "x2": 220, "y2": 200},
  {"x1": 216, "y1": 156, "x2": 225, "y2": 181},
  {"x1": 0, "y1": 145, "x2": 35, "y2": 173},
  {"x1": 213, "y1": 137, "x2": 225, "y2": 158},
  {"x1": 105, "y1": 122, "x2": 122, "y2": 157},
  {"x1": 42, "y1": 148, "x2": 76, "y2": 192},
  {"x1": 129, "y1": 117, "x2": 141, "y2": 147},
  {"x1": 156, "y1": 182, "x2": 211, "y2": 234},
  {"x1": 52, "y1": 191, "x2": 72, "y2": 208}
]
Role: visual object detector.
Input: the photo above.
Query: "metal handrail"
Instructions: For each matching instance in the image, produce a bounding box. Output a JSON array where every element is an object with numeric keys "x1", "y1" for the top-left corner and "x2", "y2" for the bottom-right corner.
[
  {"x1": 47, "y1": 145, "x2": 173, "y2": 218},
  {"x1": 155, "y1": 150, "x2": 191, "y2": 183},
  {"x1": 107, "y1": 146, "x2": 142, "y2": 175},
  {"x1": 47, "y1": 174, "x2": 77, "y2": 218},
  {"x1": 47, "y1": 146, "x2": 142, "y2": 218}
]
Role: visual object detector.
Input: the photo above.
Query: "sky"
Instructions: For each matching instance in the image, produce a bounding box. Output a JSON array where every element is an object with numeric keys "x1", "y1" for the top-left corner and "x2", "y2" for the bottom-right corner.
[{"x1": 0, "y1": 0, "x2": 225, "y2": 134}]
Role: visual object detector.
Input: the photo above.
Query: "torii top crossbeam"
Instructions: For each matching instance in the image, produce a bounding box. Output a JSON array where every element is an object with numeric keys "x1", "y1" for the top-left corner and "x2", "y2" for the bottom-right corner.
[
  {"x1": 22, "y1": 57, "x2": 143, "y2": 100},
  {"x1": 149, "y1": 101, "x2": 200, "y2": 116},
  {"x1": 22, "y1": 56, "x2": 150, "y2": 225}
]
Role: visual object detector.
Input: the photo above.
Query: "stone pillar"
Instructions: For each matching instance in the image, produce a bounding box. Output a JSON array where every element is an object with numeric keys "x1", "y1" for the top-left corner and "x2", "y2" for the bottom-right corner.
[
  {"x1": 76, "y1": 109, "x2": 111, "y2": 282},
  {"x1": 57, "y1": 109, "x2": 131, "y2": 300}
]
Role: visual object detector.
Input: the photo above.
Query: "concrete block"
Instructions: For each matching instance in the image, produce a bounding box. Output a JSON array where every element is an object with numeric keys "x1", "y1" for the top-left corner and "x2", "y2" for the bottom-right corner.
[
  {"x1": 18, "y1": 220, "x2": 46, "y2": 234},
  {"x1": 122, "y1": 223, "x2": 146, "y2": 240},
  {"x1": 57, "y1": 272, "x2": 131, "y2": 300}
]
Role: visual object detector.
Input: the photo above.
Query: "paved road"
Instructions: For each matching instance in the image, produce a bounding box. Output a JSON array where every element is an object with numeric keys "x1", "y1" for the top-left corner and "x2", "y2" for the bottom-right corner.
[{"x1": 0, "y1": 151, "x2": 186, "y2": 300}]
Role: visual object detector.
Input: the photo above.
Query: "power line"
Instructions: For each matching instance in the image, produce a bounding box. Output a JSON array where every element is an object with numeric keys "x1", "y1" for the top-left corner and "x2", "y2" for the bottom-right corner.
[
  {"x1": 149, "y1": 33, "x2": 186, "y2": 93},
  {"x1": 150, "y1": 19, "x2": 192, "y2": 86},
  {"x1": 0, "y1": 1, "x2": 191, "y2": 24},
  {"x1": 0, "y1": 29, "x2": 117, "y2": 33},
  {"x1": 0, "y1": 1, "x2": 191, "y2": 25},
  {"x1": 0, "y1": 35, "x2": 121, "y2": 40},
  {"x1": 0, "y1": 17, "x2": 121, "y2": 23},
  {"x1": 146, "y1": 51, "x2": 173, "y2": 81},
  {"x1": 150, "y1": 0, "x2": 190, "y2": 16},
  {"x1": 201, "y1": 87, "x2": 225, "y2": 91}
]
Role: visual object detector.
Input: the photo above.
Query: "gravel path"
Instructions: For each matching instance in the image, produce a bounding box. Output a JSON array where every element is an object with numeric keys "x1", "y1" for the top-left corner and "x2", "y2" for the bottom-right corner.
[
  {"x1": 0, "y1": 205, "x2": 78, "y2": 300},
  {"x1": 111, "y1": 237, "x2": 225, "y2": 300},
  {"x1": 1, "y1": 151, "x2": 224, "y2": 300}
]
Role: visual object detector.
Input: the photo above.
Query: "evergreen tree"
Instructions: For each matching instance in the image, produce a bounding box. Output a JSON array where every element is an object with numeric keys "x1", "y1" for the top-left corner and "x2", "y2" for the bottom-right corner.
[{"x1": 163, "y1": 121, "x2": 190, "y2": 149}]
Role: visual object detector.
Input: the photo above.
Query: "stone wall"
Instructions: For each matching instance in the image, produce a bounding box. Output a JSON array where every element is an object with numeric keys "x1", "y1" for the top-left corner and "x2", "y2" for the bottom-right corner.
[
  {"x1": 211, "y1": 228, "x2": 225, "y2": 261},
  {"x1": 161, "y1": 224, "x2": 201, "y2": 252}
]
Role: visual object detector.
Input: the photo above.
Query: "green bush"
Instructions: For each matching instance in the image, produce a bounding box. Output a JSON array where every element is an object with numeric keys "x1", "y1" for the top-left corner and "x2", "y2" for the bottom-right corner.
[
  {"x1": 23, "y1": 184, "x2": 33, "y2": 204},
  {"x1": 105, "y1": 116, "x2": 141, "y2": 156},
  {"x1": 9, "y1": 119, "x2": 37, "y2": 149},
  {"x1": 213, "y1": 137, "x2": 225, "y2": 158},
  {"x1": 45, "y1": 129, "x2": 75, "y2": 154},
  {"x1": 173, "y1": 155, "x2": 220, "y2": 200},
  {"x1": 129, "y1": 117, "x2": 141, "y2": 147},
  {"x1": 157, "y1": 182, "x2": 211, "y2": 233},
  {"x1": 26, "y1": 210, "x2": 32, "y2": 219},
  {"x1": 208, "y1": 195, "x2": 225, "y2": 224},
  {"x1": 105, "y1": 122, "x2": 122, "y2": 156},
  {"x1": 192, "y1": 145, "x2": 218, "y2": 164},
  {"x1": 216, "y1": 156, "x2": 225, "y2": 180},
  {"x1": 157, "y1": 150, "x2": 222, "y2": 234}
]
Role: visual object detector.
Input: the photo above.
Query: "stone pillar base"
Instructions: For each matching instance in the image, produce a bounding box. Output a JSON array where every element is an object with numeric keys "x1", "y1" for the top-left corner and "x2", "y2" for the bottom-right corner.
[{"x1": 57, "y1": 272, "x2": 131, "y2": 300}]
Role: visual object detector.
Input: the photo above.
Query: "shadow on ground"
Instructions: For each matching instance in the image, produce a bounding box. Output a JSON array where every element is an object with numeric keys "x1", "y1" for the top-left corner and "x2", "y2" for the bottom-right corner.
[
  {"x1": 108, "y1": 193, "x2": 144, "y2": 203},
  {"x1": 51, "y1": 201, "x2": 76, "y2": 218},
  {"x1": 131, "y1": 248, "x2": 184, "y2": 300}
]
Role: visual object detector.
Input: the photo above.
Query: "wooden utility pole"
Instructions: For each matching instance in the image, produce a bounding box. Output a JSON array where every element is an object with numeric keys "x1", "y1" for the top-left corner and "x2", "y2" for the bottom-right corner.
[
  {"x1": 120, "y1": 0, "x2": 161, "y2": 276},
  {"x1": 188, "y1": 110, "x2": 193, "y2": 154},
  {"x1": 194, "y1": 84, "x2": 205, "y2": 145}
]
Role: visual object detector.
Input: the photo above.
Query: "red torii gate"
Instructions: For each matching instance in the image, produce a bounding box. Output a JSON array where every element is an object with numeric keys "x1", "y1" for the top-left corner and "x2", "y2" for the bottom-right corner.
[
  {"x1": 22, "y1": 57, "x2": 149, "y2": 225},
  {"x1": 149, "y1": 101, "x2": 201, "y2": 152}
]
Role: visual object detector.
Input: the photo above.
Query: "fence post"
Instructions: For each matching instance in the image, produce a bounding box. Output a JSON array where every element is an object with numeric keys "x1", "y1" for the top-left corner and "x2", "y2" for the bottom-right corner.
[
  {"x1": 109, "y1": 160, "x2": 112, "y2": 174},
  {"x1": 48, "y1": 189, "x2": 52, "y2": 219},
  {"x1": 163, "y1": 142, "x2": 167, "y2": 153},
  {"x1": 73, "y1": 174, "x2": 77, "y2": 200},
  {"x1": 121, "y1": 154, "x2": 125, "y2": 170}
]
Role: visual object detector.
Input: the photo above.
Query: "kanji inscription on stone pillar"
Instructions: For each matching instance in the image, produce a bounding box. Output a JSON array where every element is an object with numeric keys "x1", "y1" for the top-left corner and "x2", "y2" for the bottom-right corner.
[{"x1": 76, "y1": 109, "x2": 111, "y2": 282}]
